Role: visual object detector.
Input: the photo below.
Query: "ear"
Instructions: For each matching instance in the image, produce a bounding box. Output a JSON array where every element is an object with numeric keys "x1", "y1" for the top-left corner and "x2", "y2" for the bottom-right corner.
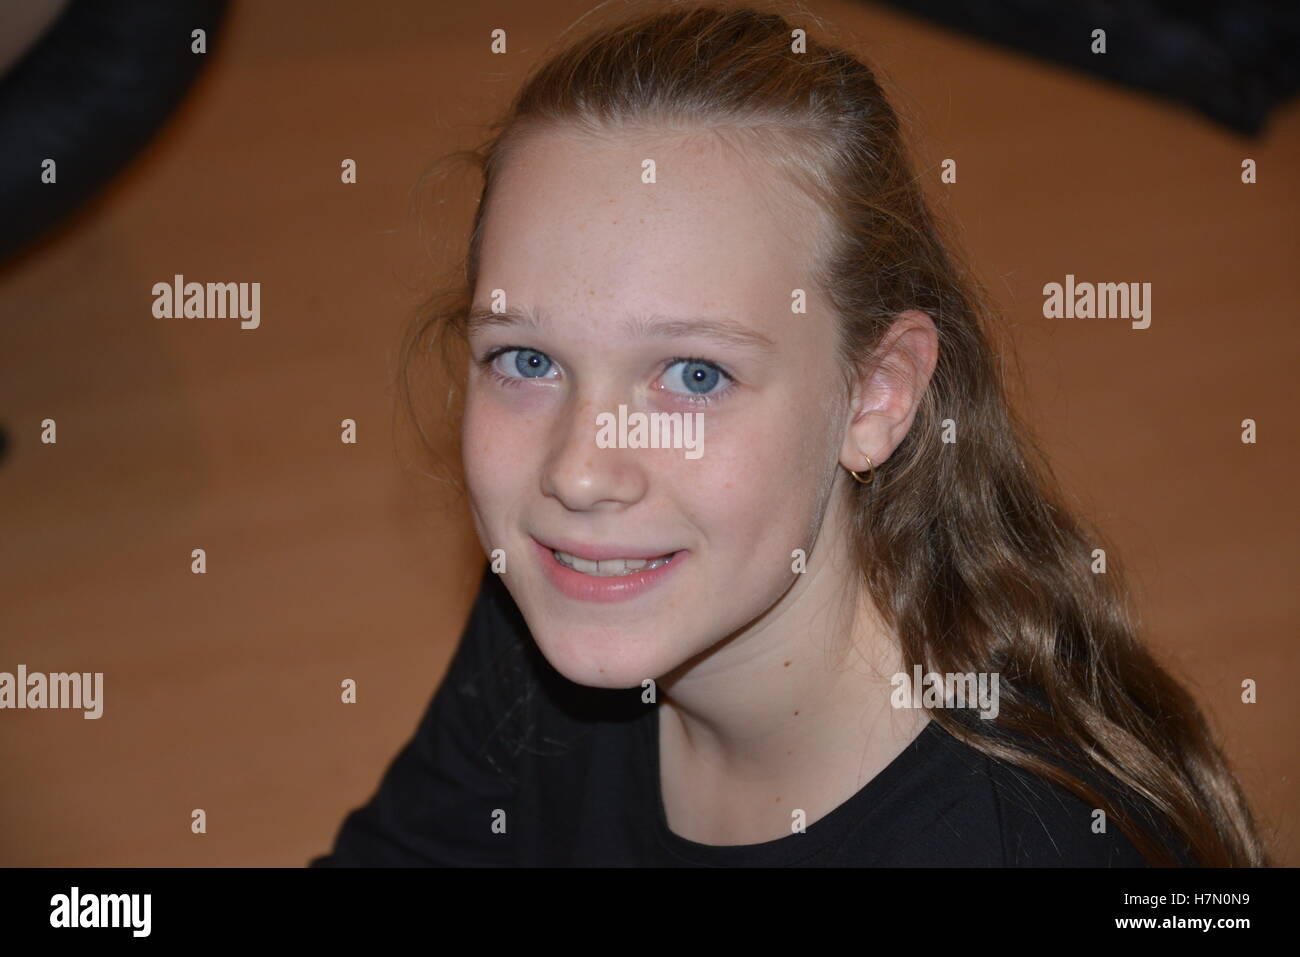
[{"x1": 838, "y1": 310, "x2": 939, "y2": 474}]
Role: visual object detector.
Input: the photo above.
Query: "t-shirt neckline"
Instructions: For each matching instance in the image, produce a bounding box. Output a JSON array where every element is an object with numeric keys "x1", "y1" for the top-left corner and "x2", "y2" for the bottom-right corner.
[{"x1": 638, "y1": 703, "x2": 941, "y2": 866}]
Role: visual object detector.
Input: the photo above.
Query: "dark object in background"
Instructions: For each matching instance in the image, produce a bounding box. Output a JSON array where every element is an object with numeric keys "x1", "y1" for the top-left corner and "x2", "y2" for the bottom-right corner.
[
  {"x1": 874, "y1": 0, "x2": 1300, "y2": 136},
  {"x1": 0, "y1": 0, "x2": 229, "y2": 265}
]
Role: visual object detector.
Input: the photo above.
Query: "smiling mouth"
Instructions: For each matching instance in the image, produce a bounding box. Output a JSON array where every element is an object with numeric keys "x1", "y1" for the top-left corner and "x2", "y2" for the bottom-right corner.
[{"x1": 551, "y1": 549, "x2": 680, "y2": 577}]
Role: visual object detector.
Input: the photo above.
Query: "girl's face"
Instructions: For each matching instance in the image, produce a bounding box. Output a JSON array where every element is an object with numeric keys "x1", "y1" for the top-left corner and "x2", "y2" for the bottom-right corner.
[{"x1": 463, "y1": 128, "x2": 852, "y2": 689}]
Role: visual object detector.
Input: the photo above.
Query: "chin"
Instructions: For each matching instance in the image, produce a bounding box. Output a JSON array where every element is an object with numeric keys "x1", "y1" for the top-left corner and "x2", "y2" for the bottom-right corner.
[{"x1": 528, "y1": 623, "x2": 674, "y2": 691}]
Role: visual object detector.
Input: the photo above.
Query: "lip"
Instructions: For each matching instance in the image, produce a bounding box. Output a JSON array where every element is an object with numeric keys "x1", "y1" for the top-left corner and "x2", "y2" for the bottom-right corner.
[
  {"x1": 536, "y1": 536, "x2": 681, "y2": 563},
  {"x1": 531, "y1": 537, "x2": 686, "y2": 603}
]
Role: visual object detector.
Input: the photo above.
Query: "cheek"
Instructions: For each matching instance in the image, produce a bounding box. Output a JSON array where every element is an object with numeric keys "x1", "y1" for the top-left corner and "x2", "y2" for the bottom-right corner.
[
  {"x1": 734, "y1": 404, "x2": 837, "y2": 553},
  {"x1": 679, "y1": 405, "x2": 831, "y2": 557},
  {"x1": 461, "y1": 389, "x2": 527, "y2": 509},
  {"x1": 717, "y1": 474, "x2": 817, "y2": 564}
]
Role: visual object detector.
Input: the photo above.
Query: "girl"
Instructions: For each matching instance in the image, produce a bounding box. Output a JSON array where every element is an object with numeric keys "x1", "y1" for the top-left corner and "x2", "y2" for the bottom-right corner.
[{"x1": 314, "y1": 1, "x2": 1266, "y2": 866}]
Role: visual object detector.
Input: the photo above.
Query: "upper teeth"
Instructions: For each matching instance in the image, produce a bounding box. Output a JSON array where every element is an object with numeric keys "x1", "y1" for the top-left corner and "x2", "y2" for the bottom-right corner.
[{"x1": 553, "y1": 550, "x2": 675, "y2": 577}]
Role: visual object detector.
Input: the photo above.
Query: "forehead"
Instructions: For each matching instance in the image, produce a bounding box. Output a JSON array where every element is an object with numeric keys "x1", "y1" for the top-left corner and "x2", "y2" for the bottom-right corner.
[{"x1": 475, "y1": 127, "x2": 825, "y2": 325}]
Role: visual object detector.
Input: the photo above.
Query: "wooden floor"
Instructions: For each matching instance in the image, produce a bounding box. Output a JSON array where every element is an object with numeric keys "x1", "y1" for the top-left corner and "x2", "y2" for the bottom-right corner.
[{"x1": 0, "y1": 0, "x2": 1295, "y2": 866}]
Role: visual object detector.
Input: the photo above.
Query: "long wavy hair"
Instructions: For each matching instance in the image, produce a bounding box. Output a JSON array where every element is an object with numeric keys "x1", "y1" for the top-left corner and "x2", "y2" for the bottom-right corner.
[{"x1": 397, "y1": 0, "x2": 1267, "y2": 866}]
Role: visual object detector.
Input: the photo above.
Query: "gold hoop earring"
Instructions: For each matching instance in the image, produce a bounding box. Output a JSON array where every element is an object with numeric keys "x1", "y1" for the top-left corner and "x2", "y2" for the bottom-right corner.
[{"x1": 848, "y1": 454, "x2": 873, "y2": 485}]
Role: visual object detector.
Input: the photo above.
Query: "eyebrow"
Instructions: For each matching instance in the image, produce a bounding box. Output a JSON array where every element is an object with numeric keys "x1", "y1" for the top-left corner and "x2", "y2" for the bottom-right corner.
[{"x1": 466, "y1": 305, "x2": 778, "y2": 354}]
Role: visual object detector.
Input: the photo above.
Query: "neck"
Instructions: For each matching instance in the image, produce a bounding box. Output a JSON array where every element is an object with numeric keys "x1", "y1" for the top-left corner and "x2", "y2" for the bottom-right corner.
[{"x1": 655, "y1": 529, "x2": 929, "y2": 845}]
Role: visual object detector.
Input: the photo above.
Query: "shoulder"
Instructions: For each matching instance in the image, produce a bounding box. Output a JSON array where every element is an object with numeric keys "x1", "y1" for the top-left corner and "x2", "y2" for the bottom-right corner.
[
  {"x1": 978, "y1": 744, "x2": 1152, "y2": 866},
  {"x1": 847, "y1": 720, "x2": 1186, "y2": 867}
]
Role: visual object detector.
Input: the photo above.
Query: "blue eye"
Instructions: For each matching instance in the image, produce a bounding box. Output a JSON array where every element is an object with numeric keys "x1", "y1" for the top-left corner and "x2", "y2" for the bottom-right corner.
[
  {"x1": 662, "y1": 359, "x2": 728, "y2": 398},
  {"x1": 490, "y1": 347, "x2": 555, "y2": 379},
  {"x1": 477, "y1": 346, "x2": 734, "y2": 404}
]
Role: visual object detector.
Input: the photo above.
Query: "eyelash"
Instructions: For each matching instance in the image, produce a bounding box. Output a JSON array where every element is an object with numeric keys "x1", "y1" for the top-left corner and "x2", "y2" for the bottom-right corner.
[{"x1": 476, "y1": 345, "x2": 735, "y2": 405}]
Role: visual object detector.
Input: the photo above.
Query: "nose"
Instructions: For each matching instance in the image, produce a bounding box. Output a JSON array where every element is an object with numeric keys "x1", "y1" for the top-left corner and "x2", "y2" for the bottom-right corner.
[{"x1": 541, "y1": 393, "x2": 649, "y2": 511}]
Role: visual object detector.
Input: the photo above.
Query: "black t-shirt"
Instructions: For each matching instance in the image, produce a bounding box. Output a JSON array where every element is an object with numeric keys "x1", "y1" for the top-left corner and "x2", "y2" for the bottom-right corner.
[{"x1": 311, "y1": 568, "x2": 1194, "y2": 867}]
